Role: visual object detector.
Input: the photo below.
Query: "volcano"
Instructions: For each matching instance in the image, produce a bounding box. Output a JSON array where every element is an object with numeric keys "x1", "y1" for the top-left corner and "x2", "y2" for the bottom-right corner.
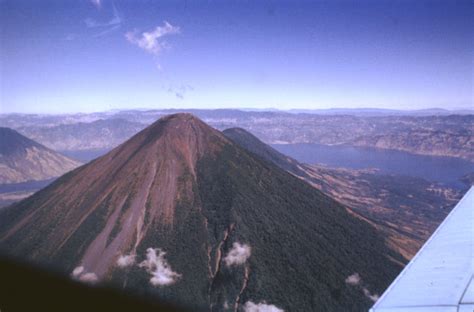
[{"x1": 0, "y1": 114, "x2": 404, "y2": 311}]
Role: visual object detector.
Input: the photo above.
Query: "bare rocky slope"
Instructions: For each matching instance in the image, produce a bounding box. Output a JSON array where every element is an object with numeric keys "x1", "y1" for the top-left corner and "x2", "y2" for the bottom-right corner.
[
  {"x1": 0, "y1": 114, "x2": 404, "y2": 311},
  {"x1": 0, "y1": 127, "x2": 81, "y2": 184}
]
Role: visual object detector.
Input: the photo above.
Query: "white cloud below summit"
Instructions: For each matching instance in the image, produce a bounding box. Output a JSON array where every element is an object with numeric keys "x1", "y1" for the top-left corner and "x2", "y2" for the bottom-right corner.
[
  {"x1": 224, "y1": 242, "x2": 251, "y2": 267},
  {"x1": 243, "y1": 301, "x2": 284, "y2": 312},
  {"x1": 139, "y1": 248, "x2": 181, "y2": 286}
]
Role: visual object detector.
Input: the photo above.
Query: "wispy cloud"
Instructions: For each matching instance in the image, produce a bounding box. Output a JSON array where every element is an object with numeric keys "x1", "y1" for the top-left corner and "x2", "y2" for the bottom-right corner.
[
  {"x1": 125, "y1": 21, "x2": 180, "y2": 65},
  {"x1": 91, "y1": 0, "x2": 101, "y2": 9},
  {"x1": 94, "y1": 24, "x2": 121, "y2": 38},
  {"x1": 84, "y1": 1, "x2": 122, "y2": 37},
  {"x1": 167, "y1": 84, "x2": 194, "y2": 99},
  {"x1": 84, "y1": 5, "x2": 121, "y2": 28},
  {"x1": 224, "y1": 242, "x2": 251, "y2": 267}
]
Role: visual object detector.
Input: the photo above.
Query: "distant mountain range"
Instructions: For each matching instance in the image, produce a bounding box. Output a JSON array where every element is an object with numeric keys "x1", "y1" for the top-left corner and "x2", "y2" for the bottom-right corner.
[
  {"x1": 223, "y1": 128, "x2": 463, "y2": 259},
  {"x1": 0, "y1": 114, "x2": 404, "y2": 311},
  {"x1": 0, "y1": 127, "x2": 81, "y2": 184},
  {"x1": 16, "y1": 118, "x2": 147, "y2": 152},
  {"x1": 285, "y1": 107, "x2": 474, "y2": 116},
  {"x1": 2, "y1": 109, "x2": 472, "y2": 162}
]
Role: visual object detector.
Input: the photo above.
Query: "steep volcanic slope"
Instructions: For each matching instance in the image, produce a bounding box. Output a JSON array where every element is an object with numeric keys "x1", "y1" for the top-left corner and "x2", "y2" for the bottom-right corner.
[
  {"x1": 223, "y1": 127, "x2": 461, "y2": 259},
  {"x1": 0, "y1": 127, "x2": 81, "y2": 184},
  {"x1": 0, "y1": 114, "x2": 404, "y2": 311}
]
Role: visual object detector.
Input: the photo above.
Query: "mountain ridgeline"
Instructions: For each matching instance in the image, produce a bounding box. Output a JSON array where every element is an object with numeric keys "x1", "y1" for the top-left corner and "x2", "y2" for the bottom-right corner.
[
  {"x1": 0, "y1": 127, "x2": 81, "y2": 184},
  {"x1": 4, "y1": 111, "x2": 473, "y2": 162},
  {"x1": 0, "y1": 114, "x2": 404, "y2": 311}
]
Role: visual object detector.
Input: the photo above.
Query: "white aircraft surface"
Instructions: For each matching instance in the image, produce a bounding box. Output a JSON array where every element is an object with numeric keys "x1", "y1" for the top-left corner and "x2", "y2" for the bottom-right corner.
[{"x1": 370, "y1": 187, "x2": 473, "y2": 312}]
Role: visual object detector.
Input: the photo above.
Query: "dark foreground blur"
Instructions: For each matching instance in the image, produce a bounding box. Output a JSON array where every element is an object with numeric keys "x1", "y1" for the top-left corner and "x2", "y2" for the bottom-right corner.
[{"x1": 0, "y1": 257, "x2": 184, "y2": 312}]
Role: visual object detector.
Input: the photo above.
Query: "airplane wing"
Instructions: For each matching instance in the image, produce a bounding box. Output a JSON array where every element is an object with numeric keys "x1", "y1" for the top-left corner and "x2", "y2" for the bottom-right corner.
[{"x1": 370, "y1": 187, "x2": 474, "y2": 312}]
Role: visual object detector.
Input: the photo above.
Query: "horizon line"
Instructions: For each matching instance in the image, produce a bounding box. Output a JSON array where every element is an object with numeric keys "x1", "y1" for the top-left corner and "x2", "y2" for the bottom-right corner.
[{"x1": 2, "y1": 106, "x2": 474, "y2": 116}]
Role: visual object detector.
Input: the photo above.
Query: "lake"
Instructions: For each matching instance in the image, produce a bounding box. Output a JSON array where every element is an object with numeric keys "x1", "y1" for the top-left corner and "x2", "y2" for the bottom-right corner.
[
  {"x1": 60, "y1": 148, "x2": 112, "y2": 163},
  {"x1": 0, "y1": 178, "x2": 56, "y2": 194},
  {"x1": 271, "y1": 143, "x2": 474, "y2": 189}
]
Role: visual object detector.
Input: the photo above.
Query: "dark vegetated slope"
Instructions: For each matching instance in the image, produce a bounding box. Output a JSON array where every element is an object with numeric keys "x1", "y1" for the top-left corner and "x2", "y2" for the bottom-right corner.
[{"x1": 195, "y1": 142, "x2": 404, "y2": 311}]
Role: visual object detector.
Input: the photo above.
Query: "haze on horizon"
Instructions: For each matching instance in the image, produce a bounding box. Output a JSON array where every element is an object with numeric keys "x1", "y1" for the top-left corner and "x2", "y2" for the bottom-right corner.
[{"x1": 1, "y1": 0, "x2": 472, "y2": 114}]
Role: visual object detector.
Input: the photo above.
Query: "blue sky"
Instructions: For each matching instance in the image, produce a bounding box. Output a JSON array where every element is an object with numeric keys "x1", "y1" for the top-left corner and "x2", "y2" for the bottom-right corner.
[{"x1": 1, "y1": 0, "x2": 472, "y2": 113}]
